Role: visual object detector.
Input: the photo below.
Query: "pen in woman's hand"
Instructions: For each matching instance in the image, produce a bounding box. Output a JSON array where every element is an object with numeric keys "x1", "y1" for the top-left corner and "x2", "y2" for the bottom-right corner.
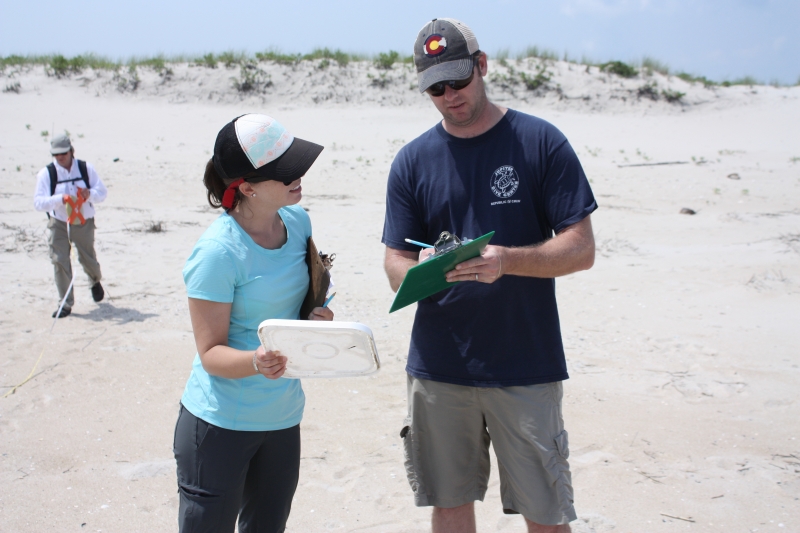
[{"x1": 322, "y1": 292, "x2": 336, "y2": 308}]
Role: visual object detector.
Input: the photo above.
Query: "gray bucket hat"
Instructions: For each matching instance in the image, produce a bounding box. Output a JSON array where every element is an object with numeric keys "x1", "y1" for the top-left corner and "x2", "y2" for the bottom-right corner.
[
  {"x1": 413, "y1": 18, "x2": 480, "y2": 93},
  {"x1": 50, "y1": 134, "x2": 72, "y2": 155}
]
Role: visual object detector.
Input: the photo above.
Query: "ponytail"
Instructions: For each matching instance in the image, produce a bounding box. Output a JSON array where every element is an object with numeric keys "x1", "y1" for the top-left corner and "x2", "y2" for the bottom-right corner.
[{"x1": 203, "y1": 158, "x2": 243, "y2": 210}]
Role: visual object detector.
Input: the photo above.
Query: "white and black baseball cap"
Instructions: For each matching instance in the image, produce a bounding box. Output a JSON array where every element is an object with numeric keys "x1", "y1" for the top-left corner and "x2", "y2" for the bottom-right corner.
[
  {"x1": 413, "y1": 18, "x2": 481, "y2": 93},
  {"x1": 212, "y1": 114, "x2": 323, "y2": 185}
]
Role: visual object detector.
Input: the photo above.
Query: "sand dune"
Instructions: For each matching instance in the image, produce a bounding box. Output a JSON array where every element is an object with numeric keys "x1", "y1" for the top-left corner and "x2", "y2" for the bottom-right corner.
[
  {"x1": 1, "y1": 61, "x2": 799, "y2": 532},
  {"x1": 3, "y1": 58, "x2": 791, "y2": 111}
]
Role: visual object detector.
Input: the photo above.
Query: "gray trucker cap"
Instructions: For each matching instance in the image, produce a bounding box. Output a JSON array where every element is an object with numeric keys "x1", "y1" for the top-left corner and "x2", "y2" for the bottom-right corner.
[
  {"x1": 413, "y1": 18, "x2": 480, "y2": 93},
  {"x1": 50, "y1": 134, "x2": 72, "y2": 155}
]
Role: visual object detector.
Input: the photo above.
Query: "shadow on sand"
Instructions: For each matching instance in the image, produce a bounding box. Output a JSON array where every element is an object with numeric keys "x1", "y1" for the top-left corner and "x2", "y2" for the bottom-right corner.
[{"x1": 70, "y1": 302, "x2": 158, "y2": 324}]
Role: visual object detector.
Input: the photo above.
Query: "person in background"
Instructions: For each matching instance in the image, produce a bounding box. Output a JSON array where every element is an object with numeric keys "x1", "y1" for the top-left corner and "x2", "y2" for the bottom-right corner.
[
  {"x1": 33, "y1": 134, "x2": 107, "y2": 318},
  {"x1": 174, "y1": 113, "x2": 332, "y2": 533},
  {"x1": 382, "y1": 19, "x2": 597, "y2": 533}
]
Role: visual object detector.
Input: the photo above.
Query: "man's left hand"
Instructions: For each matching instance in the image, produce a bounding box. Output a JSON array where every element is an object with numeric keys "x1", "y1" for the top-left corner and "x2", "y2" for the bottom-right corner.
[
  {"x1": 76, "y1": 187, "x2": 90, "y2": 201},
  {"x1": 446, "y1": 245, "x2": 505, "y2": 284}
]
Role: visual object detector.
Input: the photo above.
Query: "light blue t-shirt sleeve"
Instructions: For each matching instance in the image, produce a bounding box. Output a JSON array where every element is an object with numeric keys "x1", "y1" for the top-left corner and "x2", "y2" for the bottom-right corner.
[{"x1": 183, "y1": 239, "x2": 236, "y2": 303}]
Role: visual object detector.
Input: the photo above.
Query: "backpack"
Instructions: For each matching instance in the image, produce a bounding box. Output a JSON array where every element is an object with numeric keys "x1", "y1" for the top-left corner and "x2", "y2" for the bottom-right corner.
[
  {"x1": 46, "y1": 160, "x2": 90, "y2": 219},
  {"x1": 48, "y1": 159, "x2": 90, "y2": 195}
]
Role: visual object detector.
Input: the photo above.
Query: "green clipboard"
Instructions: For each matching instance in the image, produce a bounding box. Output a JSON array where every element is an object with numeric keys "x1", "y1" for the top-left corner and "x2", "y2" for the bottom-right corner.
[{"x1": 389, "y1": 231, "x2": 495, "y2": 313}]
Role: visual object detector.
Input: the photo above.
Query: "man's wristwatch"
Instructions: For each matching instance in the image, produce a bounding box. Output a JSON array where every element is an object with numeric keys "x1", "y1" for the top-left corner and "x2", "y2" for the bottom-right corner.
[{"x1": 252, "y1": 351, "x2": 259, "y2": 373}]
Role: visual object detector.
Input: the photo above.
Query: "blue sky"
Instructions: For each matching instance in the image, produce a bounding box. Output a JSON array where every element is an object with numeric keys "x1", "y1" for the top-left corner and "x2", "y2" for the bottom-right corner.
[{"x1": 1, "y1": 0, "x2": 797, "y2": 84}]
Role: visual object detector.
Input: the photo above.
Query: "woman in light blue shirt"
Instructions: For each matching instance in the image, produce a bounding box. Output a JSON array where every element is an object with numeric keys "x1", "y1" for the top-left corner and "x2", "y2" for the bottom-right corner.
[{"x1": 174, "y1": 114, "x2": 332, "y2": 533}]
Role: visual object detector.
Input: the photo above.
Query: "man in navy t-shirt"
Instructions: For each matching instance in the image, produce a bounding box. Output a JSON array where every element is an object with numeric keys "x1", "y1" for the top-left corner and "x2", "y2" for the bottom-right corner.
[{"x1": 382, "y1": 18, "x2": 597, "y2": 532}]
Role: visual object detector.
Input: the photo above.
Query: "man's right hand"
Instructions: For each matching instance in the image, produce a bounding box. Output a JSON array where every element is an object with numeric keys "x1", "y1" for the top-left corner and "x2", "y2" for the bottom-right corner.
[
  {"x1": 62, "y1": 194, "x2": 71, "y2": 204},
  {"x1": 384, "y1": 247, "x2": 422, "y2": 293}
]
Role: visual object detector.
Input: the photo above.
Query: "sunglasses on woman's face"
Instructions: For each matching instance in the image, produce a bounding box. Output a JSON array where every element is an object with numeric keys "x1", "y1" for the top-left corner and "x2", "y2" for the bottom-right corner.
[{"x1": 425, "y1": 63, "x2": 478, "y2": 97}]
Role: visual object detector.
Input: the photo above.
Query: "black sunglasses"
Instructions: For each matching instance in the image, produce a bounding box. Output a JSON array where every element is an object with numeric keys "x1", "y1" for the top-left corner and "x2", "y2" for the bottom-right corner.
[{"x1": 425, "y1": 57, "x2": 480, "y2": 97}]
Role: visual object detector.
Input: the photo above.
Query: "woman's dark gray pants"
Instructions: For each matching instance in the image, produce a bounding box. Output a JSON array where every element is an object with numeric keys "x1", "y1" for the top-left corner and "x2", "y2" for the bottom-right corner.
[{"x1": 173, "y1": 405, "x2": 300, "y2": 533}]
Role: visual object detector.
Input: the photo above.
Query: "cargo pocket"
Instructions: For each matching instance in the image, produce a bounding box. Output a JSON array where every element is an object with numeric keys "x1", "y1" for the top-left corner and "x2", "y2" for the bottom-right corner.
[
  {"x1": 179, "y1": 484, "x2": 219, "y2": 500},
  {"x1": 554, "y1": 429, "x2": 569, "y2": 459},
  {"x1": 548, "y1": 430, "x2": 575, "y2": 518},
  {"x1": 178, "y1": 483, "x2": 224, "y2": 530},
  {"x1": 400, "y1": 416, "x2": 420, "y2": 494}
]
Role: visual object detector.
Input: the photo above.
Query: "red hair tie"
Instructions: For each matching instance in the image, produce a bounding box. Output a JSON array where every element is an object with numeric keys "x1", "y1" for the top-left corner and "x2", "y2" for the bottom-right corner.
[{"x1": 221, "y1": 178, "x2": 245, "y2": 209}]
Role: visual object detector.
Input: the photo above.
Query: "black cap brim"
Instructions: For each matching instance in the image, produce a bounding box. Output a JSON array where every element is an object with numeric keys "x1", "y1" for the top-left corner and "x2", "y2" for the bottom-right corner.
[
  {"x1": 213, "y1": 114, "x2": 324, "y2": 184},
  {"x1": 245, "y1": 137, "x2": 324, "y2": 184}
]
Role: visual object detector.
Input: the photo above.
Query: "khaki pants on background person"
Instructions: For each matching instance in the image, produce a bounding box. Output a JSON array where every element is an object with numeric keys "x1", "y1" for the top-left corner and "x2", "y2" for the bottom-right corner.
[{"x1": 47, "y1": 217, "x2": 102, "y2": 308}]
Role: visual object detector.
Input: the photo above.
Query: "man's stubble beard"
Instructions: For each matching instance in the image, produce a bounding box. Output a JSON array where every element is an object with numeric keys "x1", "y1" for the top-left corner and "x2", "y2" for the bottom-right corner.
[{"x1": 441, "y1": 85, "x2": 490, "y2": 131}]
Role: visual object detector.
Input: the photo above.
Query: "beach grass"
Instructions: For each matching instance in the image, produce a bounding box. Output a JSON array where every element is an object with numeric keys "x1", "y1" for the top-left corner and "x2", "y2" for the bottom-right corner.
[
  {"x1": 599, "y1": 61, "x2": 639, "y2": 78},
  {"x1": 0, "y1": 51, "x2": 788, "y2": 87},
  {"x1": 374, "y1": 51, "x2": 400, "y2": 70},
  {"x1": 641, "y1": 56, "x2": 670, "y2": 76},
  {"x1": 517, "y1": 46, "x2": 559, "y2": 61}
]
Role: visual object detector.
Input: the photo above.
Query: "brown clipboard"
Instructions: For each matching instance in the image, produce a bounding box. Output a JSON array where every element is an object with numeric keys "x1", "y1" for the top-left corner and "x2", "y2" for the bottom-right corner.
[{"x1": 300, "y1": 236, "x2": 331, "y2": 319}]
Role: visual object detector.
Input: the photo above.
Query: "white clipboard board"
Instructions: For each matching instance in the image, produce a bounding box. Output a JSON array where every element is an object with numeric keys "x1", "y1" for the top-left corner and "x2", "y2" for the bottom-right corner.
[{"x1": 257, "y1": 320, "x2": 380, "y2": 378}]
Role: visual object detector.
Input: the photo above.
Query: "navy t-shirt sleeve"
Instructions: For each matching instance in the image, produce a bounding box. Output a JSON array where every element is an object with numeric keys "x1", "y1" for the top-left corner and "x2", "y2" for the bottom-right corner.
[
  {"x1": 382, "y1": 151, "x2": 425, "y2": 251},
  {"x1": 542, "y1": 138, "x2": 598, "y2": 233}
]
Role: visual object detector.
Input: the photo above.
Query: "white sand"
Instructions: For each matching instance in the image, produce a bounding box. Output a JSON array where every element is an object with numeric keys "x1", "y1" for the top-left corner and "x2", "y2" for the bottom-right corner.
[{"x1": 1, "y1": 61, "x2": 799, "y2": 532}]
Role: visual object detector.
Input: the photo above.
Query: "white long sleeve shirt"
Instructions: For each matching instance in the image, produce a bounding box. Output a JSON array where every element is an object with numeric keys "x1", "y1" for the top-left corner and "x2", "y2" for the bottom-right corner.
[{"x1": 33, "y1": 158, "x2": 108, "y2": 222}]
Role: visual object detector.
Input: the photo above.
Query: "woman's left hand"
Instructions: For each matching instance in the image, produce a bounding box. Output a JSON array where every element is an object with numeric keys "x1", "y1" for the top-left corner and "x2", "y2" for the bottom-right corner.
[{"x1": 308, "y1": 307, "x2": 334, "y2": 321}]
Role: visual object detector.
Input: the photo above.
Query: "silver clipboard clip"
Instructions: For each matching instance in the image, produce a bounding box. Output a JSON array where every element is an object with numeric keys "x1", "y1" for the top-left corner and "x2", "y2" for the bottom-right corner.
[{"x1": 432, "y1": 231, "x2": 463, "y2": 257}]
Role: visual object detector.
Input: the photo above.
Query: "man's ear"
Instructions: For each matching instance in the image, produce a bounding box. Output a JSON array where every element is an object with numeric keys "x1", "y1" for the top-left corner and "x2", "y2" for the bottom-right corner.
[{"x1": 478, "y1": 53, "x2": 488, "y2": 76}]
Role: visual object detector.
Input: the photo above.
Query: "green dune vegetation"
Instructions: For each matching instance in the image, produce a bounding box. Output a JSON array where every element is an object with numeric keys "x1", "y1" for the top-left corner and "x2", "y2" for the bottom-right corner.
[{"x1": 1, "y1": 48, "x2": 796, "y2": 89}]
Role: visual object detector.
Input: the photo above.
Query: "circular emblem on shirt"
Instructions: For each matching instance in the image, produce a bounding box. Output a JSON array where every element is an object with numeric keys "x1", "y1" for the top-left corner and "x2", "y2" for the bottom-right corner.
[
  {"x1": 424, "y1": 35, "x2": 448, "y2": 56},
  {"x1": 490, "y1": 166, "x2": 520, "y2": 198}
]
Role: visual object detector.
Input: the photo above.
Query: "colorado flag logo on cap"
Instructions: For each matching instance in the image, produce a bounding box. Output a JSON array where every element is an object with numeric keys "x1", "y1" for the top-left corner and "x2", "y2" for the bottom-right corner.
[{"x1": 424, "y1": 34, "x2": 447, "y2": 56}]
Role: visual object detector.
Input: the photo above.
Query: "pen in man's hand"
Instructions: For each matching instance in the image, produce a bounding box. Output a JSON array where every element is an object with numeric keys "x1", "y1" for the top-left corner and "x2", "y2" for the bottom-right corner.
[{"x1": 404, "y1": 238, "x2": 434, "y2": 248}]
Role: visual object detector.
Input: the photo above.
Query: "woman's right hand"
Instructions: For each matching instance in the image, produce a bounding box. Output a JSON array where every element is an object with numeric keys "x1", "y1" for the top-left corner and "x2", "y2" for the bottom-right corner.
[{"x1": 254, "y1": 345, "x2": 287, "y2": 379}]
